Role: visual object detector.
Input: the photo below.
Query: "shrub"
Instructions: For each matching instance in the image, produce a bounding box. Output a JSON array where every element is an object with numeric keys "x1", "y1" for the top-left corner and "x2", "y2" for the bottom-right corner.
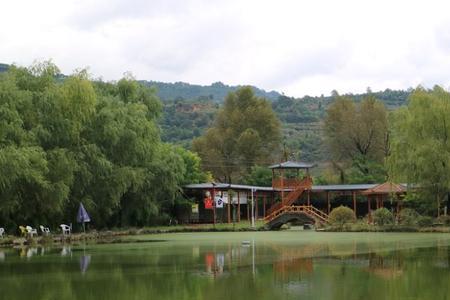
[
  {"x1": 399, "y1": 208, "x2": 420, "y2": 226},
  {"x1": 417, "y1": 216, "x2": 434, "y2": 227},
  {"x1": 329, "y1": 206, "x2": 356, "y2": 229},
  {"x1": 349, "y1": 220, "x2": 373, "y2": 232},
  {"x1": 372, "y1": 208, "x2": 394, "y2": 226}
]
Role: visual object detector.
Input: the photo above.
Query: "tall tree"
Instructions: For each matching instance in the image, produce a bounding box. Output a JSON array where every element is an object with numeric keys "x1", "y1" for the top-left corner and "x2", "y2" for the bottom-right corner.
[
  {"x1": 193, "y1": 87, "x2": 281, "y2": 183},
  {"x1": 324, "y1": 93, "x2": 389, "y2": 183},
  {"x1": 0, "y1": 62, "x2": 207, "y2": 229},
  {"x1": 389, "y1": 86, "x2": 450, "y2": 216}
]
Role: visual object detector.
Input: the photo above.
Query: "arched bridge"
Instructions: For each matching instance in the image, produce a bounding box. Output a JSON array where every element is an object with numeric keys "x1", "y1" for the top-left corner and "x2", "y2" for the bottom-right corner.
[{"x1": 264, "y1": 205, "x2": 329, "y2": 230}]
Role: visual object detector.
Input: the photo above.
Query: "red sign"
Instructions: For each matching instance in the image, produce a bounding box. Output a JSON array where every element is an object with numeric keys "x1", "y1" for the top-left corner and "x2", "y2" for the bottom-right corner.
[{"x1": 204, "y1": 197, "x2": 213, "y2": 209}]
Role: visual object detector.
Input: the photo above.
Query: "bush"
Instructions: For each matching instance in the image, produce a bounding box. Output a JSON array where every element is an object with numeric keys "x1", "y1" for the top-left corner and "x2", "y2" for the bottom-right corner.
[
  {"x1": 399, "y1": 208, "x2": 420, "y2": 226},
  {"x1": 329, "y1": 206, "x2": 356, "y2": 229},
  {"x1": 417, "y1": 216, "x2": 434, "y2": 227},
  {"x1": 373, "y1": 208, "x2": 394, "y2": 226},
  {"x1": 174, "y1": 198, "x2": 193, "y2": 223},
  {"x1": 349, "y1": 220, "x2": 374, "y2": 232}
]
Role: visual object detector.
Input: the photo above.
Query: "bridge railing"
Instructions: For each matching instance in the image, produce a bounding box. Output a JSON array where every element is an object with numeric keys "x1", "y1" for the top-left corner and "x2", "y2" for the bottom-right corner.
[
  {"x1": 264, "y1": 205, "x2": 328, "y2": 224},
  {"x1": 304, "y1": 206, "x2": 329, "y2": 222}
]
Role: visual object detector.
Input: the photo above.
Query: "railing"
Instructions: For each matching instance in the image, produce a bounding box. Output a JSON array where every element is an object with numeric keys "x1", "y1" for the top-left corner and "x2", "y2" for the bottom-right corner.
[
  {"x1": 264, "y1": 205, "x2": 329, "y2": 224},
  {"x1": 306, "y1": 205, "x2": 329, "y2": 222},
  {"x1": 272, "y1": 177, "x2": 312, "y2": 190},
  {"x1": 265, "y1": 201, "x2": 283, "y2": 217}
]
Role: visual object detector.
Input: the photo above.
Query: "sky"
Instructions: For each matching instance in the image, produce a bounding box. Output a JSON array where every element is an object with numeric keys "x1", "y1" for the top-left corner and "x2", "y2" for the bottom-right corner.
[{"x1": 1, "y1": 0, "x2": 450, "y2": 97}]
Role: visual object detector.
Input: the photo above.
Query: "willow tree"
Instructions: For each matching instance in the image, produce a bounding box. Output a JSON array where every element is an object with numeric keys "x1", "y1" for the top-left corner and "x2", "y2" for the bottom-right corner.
[
  {"x1": 389, "y1": 86, "x2": 450, "y2": 216},
  {"x1": 0, "y1": 62, "x2": 207, "y2": 229},
  {"x1": 193, "y1": 87, "x2": 281, "y2": 183},
  {"x1": 324, "y1": 93, "x2": 389, "y2": 183}
]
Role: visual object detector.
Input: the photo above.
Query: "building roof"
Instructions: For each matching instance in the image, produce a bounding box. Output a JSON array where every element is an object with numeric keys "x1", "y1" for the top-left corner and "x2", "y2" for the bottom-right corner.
[
  {"x1": 311, "y1": 184, "x2": 377, "y2": 192},
  {"x1": 184, "y1": 183, "x2": 273, "y2": 192},
  {"x1": 268, "y1": 161, "x2": 315, "y2": 169},
  {"x1": 360, "y1": 182, "x2": 407, "y2": 195},
  {"x1": 184, "y1": 182, "x2": 388, "y2": 192}
]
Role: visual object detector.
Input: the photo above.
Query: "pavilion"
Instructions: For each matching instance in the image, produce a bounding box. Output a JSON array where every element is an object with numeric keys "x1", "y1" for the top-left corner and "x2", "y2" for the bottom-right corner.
[{"x1": 183, "y1": 161, "x2": 407, "y2": 225}]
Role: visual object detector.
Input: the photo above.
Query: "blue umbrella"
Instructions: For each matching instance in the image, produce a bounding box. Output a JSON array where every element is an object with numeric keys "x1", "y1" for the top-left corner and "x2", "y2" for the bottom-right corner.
[{"x1": 77, "y1": 203, "x2": 91, "y2": 232}]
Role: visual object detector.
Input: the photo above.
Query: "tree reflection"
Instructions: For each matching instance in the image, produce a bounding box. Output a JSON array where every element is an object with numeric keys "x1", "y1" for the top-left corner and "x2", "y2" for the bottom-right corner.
[{"x1": 0, "y1": 235, "x2": 450, "y2": 300}]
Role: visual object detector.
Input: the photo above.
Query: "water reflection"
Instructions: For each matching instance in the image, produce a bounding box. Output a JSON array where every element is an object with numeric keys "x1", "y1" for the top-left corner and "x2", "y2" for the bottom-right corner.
[
  {"x1": 1, "y1": 234, "x2": 450, "y2": 300},
  {"x1": 61, "y1": 245, "x2": 72, "y2": 257},
  {"x1": 4, "y1": 245, "x2": 91, "y2": 275},
  {"x1": 80, "y1": 255, "x2": 91, "y2": 274}
]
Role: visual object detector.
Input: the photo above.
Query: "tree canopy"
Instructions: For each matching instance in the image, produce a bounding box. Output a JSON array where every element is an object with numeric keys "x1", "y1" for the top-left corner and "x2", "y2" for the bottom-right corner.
[
  {"x1": 193, "y1": 87, "x2": 281, "y2": 183},
  {"x1": 0, "y1": 62, "x2": 206, "y2": 230},
  {"x1": 323, "y1": 93, "x2": 389, "y2": 183},
  {"x1": 389, "y1": 86, "x2": 450, "y2": 216}
]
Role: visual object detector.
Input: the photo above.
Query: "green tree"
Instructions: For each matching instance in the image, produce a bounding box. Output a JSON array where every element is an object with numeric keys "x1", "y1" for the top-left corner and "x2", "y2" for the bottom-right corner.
[
  {"x1": 324, "y1": 93, "x2": 389, "y2": 183},
  {"x1": 244, "y1": 165, "x2": 273, "y2": 186},
  {"x1": 193, "y1": 87, "x2": 281, "y2": 183},
  {"x1": 0, "y1": 62, "x2": 206, "y2": 229},
  {"x1": 389, "y1": 86, "x2": 450, "y2": 216}
]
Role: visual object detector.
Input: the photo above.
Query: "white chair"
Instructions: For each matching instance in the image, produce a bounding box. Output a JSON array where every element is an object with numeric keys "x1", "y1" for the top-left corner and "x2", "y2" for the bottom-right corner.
[
  {"x1": 0, "y1": 227, "x2": 4, "y2": 238},
  {"x1": 40, "y1": 225, "x2": 50, "y2": 235},
  {"x1": 26, "y1": 226, "x2": 37, "y2": 237},
  {"x1": 60, "y1": 224, "x2": 71, "y2": 236}
]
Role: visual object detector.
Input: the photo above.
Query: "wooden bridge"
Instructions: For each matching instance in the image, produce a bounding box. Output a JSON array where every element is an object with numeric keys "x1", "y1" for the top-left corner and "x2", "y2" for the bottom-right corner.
[{"x1": 264, "y1": 205, "x2": 329, "y2": 229}]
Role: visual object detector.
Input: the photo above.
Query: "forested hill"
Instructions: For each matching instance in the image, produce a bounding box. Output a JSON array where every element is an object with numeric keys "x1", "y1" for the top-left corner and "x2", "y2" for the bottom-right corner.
[
  {"x1": 0, "y1": 63, "x2": 280, "y2": 101},
  {"x1": 140, "y1": 80, "x2": 281, "y2": 102},
  {"x1": 161, "y1": 88, "x2": 411, "y2": 162}
]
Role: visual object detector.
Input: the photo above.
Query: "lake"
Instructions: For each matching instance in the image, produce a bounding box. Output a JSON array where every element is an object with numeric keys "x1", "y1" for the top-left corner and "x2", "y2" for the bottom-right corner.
[{"x1": 1, "y1": 231, "x2": 450, "y2": 299}]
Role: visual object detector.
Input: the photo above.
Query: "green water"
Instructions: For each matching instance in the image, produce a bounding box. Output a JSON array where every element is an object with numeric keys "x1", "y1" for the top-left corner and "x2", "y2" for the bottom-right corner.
[{"x1": 1, "y1": 232, "x2": 450, "y2": 300}]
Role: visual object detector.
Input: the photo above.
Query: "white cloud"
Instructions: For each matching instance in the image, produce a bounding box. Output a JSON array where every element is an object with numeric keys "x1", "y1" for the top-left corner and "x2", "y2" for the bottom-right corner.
[{"x1": 1, "y1": 0, "x2": 450, "y2": 96}]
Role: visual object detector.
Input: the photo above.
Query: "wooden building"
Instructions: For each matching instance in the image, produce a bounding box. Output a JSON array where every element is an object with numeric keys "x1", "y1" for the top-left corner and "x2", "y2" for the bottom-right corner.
[{"x1": 184, "y1": 161, "x2": 407, "y2": 226}]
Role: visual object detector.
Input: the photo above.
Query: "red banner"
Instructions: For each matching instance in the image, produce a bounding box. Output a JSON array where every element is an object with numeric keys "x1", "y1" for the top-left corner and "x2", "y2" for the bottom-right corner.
[{"x1": 204, "y1": 197, "x2": 213, "y2": 209}]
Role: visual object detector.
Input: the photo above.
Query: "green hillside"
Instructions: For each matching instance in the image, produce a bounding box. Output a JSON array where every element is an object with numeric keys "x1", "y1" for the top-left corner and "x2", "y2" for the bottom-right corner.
[
  {"x1": 161, "y1": 89, "x2": 410, "y2": 162},
  {"x1": 141, "y1": 80, "x2": 281, "y2": 102}
]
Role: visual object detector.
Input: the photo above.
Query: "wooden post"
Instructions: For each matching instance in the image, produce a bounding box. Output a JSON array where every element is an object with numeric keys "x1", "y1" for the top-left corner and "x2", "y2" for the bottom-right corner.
[
  {"x1": 255, "y1": 192, "x2": 259, "y2": 220},
  {"x1": 368, "y1": 195, "x2": 372, "y2": 223},
  {"x1": 263, "y1": 193, "x2": 266, "y2": 217},
  {"x1": 327, "y1": 191, "x2": 330, "y2": 214},
  {"x1": 212, "y1": 188, "x2": 216, "y2": 226},
  {"x1": 396, "y1": 196, "x2": 400, "y2": 222},
  {"x1": 281, "y1": 169, "x2": 285, "y2": 205},
  {"x1": 246, "y1": 192, "x2": 250, "y2": 220},
  {"x1": 352, "y1": 191, "x2": 357, "y2": 217},
  {"x1": 237, "y1": 192, "x2": 241, "y2": 222},
  {"x1": 307, "y1": 190, "x2": 311, "y2": 206},
  {"x1": 227, "y1": 191, "x2": 231, "y2": 224}
]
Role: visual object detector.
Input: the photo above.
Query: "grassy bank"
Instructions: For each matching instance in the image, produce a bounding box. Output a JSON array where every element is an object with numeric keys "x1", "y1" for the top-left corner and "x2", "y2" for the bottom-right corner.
[
  {"x1": 0, "y1": 221, "x2": 267, "y2": 248},
  {"x1": 323, "y1": 223, "x2": 450, "y2": 233}
]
